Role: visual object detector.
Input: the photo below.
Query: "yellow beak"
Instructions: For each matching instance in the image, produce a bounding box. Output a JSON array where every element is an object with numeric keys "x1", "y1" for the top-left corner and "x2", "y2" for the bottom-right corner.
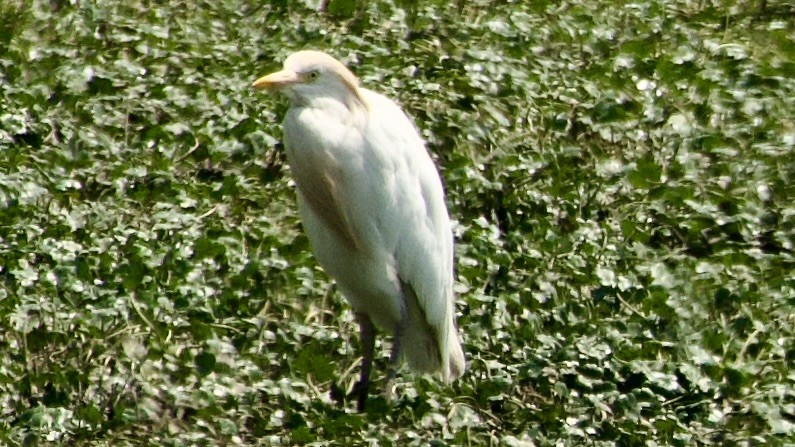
[{"x1": 252, "y1": 69, "x2": 300, "y2": 91}]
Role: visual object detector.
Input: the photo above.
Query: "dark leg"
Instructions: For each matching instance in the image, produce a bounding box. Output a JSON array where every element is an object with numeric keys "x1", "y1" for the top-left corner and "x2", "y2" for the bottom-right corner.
[
  {"x1": 352, "y1": 312, "x2": 375, "y2": 412},
  {"x1": 384, "y1": 302, "x2": 409, "y2": 400}
]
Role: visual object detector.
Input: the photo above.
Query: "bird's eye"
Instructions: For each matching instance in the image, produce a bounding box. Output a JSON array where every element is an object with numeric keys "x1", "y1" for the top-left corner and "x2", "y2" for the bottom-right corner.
[{"x1": 307, "y1": 70, "x2": 320, "y2": 80}]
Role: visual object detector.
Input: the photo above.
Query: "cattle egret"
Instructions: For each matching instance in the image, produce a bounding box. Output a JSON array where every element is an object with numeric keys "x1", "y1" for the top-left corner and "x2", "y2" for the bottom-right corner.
[{"x1": 252, "y1": 50, "x2": 465, "y2": 411}]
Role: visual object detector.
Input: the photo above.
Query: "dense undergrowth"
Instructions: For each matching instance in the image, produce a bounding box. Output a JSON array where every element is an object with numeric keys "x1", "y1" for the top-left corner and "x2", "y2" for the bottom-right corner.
[{"x1": 1, "y1": 0, "x2": 793, "y2": 445}]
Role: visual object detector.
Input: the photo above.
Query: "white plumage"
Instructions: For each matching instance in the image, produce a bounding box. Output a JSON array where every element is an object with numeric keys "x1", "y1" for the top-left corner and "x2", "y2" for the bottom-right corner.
[{"x1": 253, "y1": 50, "x2": 465, "y2": 409}]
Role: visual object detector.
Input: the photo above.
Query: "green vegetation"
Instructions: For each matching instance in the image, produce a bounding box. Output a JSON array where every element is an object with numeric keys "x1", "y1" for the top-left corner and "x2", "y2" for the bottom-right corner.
[{"x1": 1, "y1": 0, "x2": 793, "y2": 445}]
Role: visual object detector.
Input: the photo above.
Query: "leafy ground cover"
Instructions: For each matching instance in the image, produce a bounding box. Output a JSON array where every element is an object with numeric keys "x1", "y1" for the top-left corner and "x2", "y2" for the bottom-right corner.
[{"x1": 1, "y1": 0, "x2": 793, "y2": 445}]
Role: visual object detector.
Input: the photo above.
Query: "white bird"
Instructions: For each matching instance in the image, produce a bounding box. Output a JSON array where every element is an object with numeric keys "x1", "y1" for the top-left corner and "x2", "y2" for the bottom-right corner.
[{"x1": 252, "y1": 50, "x2": 465, "y2": 410}]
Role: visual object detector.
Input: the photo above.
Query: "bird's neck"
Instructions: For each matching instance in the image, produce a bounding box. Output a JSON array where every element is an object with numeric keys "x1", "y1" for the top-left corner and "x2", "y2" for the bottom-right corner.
[{"x1": 298, "y1": 94, "x2": 368, "y2": 122}]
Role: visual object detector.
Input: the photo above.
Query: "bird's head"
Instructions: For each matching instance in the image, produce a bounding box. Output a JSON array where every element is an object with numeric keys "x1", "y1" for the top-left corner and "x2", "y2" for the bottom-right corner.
[{"x1": 252, "y1": 50, "x2": 364, "y2": 109}]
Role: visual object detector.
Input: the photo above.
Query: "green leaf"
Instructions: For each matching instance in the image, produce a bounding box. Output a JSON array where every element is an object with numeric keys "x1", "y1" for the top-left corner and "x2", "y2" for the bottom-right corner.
[
  {"x1": 627, "y1": 157, "x2": 662, "y2": 188},
  {"x1": 195, "y1": 351, "x2": 216, "y2": 377}
]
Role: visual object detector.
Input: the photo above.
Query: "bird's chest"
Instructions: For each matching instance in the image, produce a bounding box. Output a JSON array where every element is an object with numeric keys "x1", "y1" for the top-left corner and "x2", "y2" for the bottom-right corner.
[
  {"x1": 284, "y1": 106, "x2": 369, "y2": 188},
  {"x1": 283, "y1": 107, "x2": 389, "y2": 253}
]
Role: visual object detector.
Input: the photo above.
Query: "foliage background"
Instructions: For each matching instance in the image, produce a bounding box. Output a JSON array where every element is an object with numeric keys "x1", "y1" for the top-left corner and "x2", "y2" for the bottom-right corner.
[{"x1": 1, "y1": 0, "x2": 793, "y2": 445}]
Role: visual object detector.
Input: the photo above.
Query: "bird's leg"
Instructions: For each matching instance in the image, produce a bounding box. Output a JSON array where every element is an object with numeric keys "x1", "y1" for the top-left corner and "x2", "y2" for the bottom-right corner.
[
  {"x1": 384, "y1": 304, "x2": 409, "y2": 401},
  {"x1": 352, "y1": 312, "x2": 375, "y2": 412}
]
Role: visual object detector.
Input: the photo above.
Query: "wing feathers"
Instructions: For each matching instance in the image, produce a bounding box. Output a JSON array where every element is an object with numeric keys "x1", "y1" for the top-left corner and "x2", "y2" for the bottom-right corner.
[{"x1": 291, "y1": 156, "x2": 363, "y2": 253}]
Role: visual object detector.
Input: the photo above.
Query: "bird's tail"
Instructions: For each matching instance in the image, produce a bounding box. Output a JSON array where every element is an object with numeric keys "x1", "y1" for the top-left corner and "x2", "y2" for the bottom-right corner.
[
  {"x1": 440, "y1": 318, "x2": 466, "y2": 382},
  {"x1": 401, "y1": 282, "x2": 465, "y2": 380}
]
